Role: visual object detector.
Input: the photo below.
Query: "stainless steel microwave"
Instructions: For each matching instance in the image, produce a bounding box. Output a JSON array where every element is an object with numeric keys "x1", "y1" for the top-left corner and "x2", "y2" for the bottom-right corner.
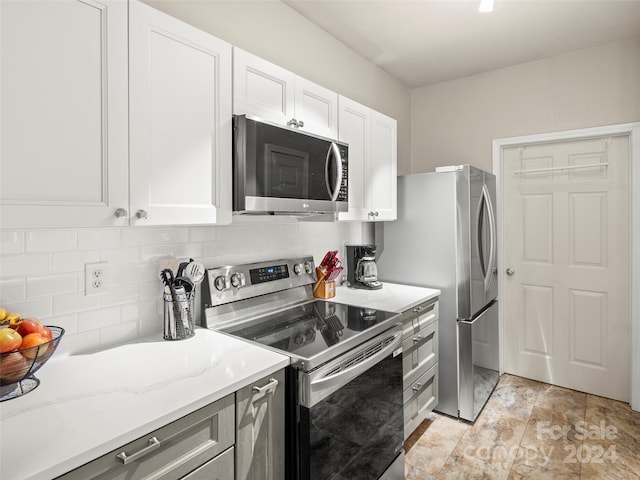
[{"x1": 233, "y1": 115, "x2": 348, "y2": 215}]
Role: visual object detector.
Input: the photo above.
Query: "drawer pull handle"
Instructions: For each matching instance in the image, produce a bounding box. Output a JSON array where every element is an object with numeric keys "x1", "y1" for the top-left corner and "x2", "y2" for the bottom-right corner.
[
  {"x1": 412, "y1": 383, "x2": 423, "y2": 392},
  {"x1": 116, "y1": 437, "x2": 160, "y2": 464},
  {"x1": 413, "y1": 304, "x2": 435, "y2": 314},
  {"x1": 252, "y1": 377, "x2": 279, "y2": 395},
  {"x1": 413, "y1": 335, "x2": 423, "y2": 343}
]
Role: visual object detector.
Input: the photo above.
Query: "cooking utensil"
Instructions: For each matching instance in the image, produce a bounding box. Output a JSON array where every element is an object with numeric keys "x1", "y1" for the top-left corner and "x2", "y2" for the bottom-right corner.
[
  {"x1": 184, "y1": 261, "x2": 205, "y2": 285},
  {"x1": 176, "y1": 261, "x2": 189, "y2": 278},
  {"x1": 174, "y1": 276, "x2": 194, "y2": 293},
  {"x1": 161, "y1": 269, "x2": 180, "y2": 338}
]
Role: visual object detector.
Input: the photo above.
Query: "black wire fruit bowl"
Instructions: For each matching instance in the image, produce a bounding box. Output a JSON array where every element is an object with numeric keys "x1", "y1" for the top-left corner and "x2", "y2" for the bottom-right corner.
[{"x1": 0, "y1": 326, "x2": 64, "y2": 401}]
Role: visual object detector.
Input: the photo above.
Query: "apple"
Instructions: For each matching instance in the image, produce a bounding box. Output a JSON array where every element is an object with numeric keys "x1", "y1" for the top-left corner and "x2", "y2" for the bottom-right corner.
[
  {"x1": 41, "y1": 326, "x2": 52, "y2": 341},
  {"x1": 0, "y1": 351, "x2": 30, "y2": 383},
  {"x1": 15, "y1": 318, "x2": 44, "y2": 337},
  {"x1": 0, "y1": 328, "x2": 22, "y2": 353},
  {"x1": 20, "y1": 333, "x2": 49, "y2": 359}
]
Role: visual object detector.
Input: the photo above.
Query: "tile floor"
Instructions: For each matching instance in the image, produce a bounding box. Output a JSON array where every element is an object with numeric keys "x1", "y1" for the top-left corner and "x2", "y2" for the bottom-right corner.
[{"x1": 405, "y1": 374, "x2": 640, "y2": 479}]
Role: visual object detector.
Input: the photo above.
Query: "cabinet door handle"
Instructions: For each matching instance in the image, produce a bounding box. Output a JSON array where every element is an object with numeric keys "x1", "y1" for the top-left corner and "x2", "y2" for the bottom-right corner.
[
  {"x1": 287, "y1": 118, "x2": 298, "y2": 128},
  {"x1": 412, "y1": 383, "x2": 423, "y2": 392},
  {"x1": 252, "y1": 377, "x2": 279, "y2": 395},
  {"x1": 114, "y1": 208, "x2": 127, "y2": 218},
  {"x1": 116, "y1": 437, "x2": 160, "y2": 464},
  {"x1": 413, "y1": 335, "x2": 423, "y2": 343}
]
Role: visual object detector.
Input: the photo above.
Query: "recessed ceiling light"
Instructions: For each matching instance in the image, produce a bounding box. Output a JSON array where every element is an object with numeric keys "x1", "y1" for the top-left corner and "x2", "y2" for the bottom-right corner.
[{"x1": 479, "y1": 0, "x2": 494, "y2": 13}]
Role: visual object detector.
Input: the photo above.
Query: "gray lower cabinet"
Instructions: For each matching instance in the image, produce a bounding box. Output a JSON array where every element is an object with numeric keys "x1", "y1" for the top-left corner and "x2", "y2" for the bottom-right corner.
[
  {"x1": 57, "y1": 394, "x2": 235, "y2": 480},
  {"x1": 401, "y1": 298, "x2": 439, "y2": 439},
  {"x1": 235, "y1": 369, "x2": 286, "y2": 480}
]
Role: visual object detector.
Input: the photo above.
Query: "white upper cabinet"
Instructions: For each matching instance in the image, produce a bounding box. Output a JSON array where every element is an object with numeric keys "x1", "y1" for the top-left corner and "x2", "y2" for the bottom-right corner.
[
  {"x1": 337, "y1": 96, "x2": 397, "y2": 222},
  {"x1": 0, "y1": 0, "x2": 129, "y2": 228},
  {"x1": 129, "y1": 0, "x2": 232, "y2": 226},
  {"x1": 233, "y1": 48, "x2": 338, "y2": 138}
]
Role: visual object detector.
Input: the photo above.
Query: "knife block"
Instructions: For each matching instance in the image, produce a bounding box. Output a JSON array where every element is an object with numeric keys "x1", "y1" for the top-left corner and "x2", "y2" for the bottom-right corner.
[
  {"x1": 313, "y1": 267, "x2": 336, "y2": 299},
  {"x1": 313, "y1": 280, "x2": 336, "y2": 299}
]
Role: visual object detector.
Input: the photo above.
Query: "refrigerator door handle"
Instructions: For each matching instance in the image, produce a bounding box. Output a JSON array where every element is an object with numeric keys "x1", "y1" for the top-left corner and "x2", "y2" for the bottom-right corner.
[
  {"x1": 484, "y1": 183, "x2": 497, "y2": 288},
  {"x1": 477, "y1": 184, "x2": 497, "y2": 294}
]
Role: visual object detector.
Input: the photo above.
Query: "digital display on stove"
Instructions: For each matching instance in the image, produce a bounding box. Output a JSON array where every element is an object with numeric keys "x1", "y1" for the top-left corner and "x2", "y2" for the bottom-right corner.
[{"x1": 250, "y1": 264, "x2": 289, "y2": 284}]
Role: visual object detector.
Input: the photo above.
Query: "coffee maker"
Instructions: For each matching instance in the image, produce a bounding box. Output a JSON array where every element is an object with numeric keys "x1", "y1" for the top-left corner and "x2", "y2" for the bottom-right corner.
[{"x1": 345, "y1": 244, "x2": 383, "y2": 290}]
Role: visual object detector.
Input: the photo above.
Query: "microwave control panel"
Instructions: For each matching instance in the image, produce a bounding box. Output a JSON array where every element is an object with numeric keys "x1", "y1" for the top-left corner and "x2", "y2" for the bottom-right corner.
[{"x1": 338, "y1": 151, "x2": 348, "y2": 201}]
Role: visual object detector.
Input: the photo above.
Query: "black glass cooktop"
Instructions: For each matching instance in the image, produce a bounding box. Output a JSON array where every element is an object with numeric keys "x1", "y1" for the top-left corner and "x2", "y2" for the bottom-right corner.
[{"x1": 219, "y1": 300, "x2": 399, "y2": 370}]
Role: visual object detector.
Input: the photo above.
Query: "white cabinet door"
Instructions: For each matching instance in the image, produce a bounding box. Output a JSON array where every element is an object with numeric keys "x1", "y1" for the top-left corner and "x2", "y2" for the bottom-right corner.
[
  {"x1": 129, "y1": 0, "x2": 232, "y2": 226},
  {"x1": 337, "y1": 96, "x2": 397, "y2": 222},
  {"x1": 236, "y1": 370, "x2": 285, "y2": 480},
  {"x1": 0, "y1": 0, "x2": 129, "y2": 228},
  {"x1": 369, "y1": 110, "x2": 397, "y2": 221},
  {"x1": 337, "y1": 96, "x2": 370, "y2": 221},
  {"x1": 233, "y1": 48, "x2": 337, "y2": 138},
  {"x1": 293, "y1": 77, "x2": 338, "y2": 138},
  {"x1": 233, "y1": 48, "x2": 295, "y2": 127}
]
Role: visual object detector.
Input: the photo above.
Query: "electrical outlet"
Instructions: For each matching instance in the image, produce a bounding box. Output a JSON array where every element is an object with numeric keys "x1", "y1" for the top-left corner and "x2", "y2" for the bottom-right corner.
[{"x1": 85, "y1": 262, "x2": 109, "y2": 296}]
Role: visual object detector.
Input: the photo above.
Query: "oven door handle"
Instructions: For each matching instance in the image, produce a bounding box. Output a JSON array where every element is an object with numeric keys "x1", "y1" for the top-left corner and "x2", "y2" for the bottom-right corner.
[{"x1": 310, "y1": 328, "x2": 402, "y2": 394}]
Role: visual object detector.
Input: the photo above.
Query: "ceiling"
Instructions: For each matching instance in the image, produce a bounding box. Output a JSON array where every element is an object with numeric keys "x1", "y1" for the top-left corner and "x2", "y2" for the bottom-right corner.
[{"x1": 283, "y1": 0, "x2": 640, "y2": 88}]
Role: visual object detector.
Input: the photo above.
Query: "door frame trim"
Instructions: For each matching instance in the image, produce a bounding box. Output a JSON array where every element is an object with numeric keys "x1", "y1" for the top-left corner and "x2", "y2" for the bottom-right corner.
[{"x1": 492, "y1": 122, "x2": 640, "y2": 411}]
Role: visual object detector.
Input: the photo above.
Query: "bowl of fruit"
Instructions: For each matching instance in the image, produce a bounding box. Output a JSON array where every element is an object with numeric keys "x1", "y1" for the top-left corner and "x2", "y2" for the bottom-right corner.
[{"x1": 0, "y1": 310, "x2": 64, "y2": 402}]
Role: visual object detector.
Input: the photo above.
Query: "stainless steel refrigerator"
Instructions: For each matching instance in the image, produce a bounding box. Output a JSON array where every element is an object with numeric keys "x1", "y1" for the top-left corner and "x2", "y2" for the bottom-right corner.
[{"x1": 377, "y1": 165, "x2": 500, "y2": 422}]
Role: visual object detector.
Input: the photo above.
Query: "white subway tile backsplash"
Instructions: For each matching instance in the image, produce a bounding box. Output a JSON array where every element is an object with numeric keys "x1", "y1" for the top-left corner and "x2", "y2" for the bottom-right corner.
[
  {"x1": 44, "y1": 314, "x2": 78, "y2": 335},
  {"x1": 27, "y1": 273, "x2": 78, "y2": 297},
  {"x1": 1, "y1": 222, "x2": 367, "y2": 354},
  {"x1": 78, "y1": 228, "x2": 122, "y2": 250},
  {"x1": 26, "y1": 230, "x2": 77, "y2": 252},
  {"x1": 1, "y1": 231, "x2": 25, "y2": 256},
  {"x1": 1, "y1": 297, "x2": 52, "y2": 319},
  {"x1": 0, "y1": 253, "x2": 52, "y2": 278},
  {"x1": 140, "y1": 244, "x2": 174, "y2": 262},
  {"x1": 99, "y1": 284, "x2": 140, "y2": 306},
  {"x1": 0, "y1": 279, "x2": 26, "y2": 302},
  {"x1": 173, "y1": 242, "x2": 205, "y2": 260},
  {"x1": 53, "y1": 291, "x2": 101, "y2": 316},
  {"x1": 78, "y1": 306, "x2": 121, "y2": 332},
  {"x1": 100, "y1": 320, "x2": 139, "y2": 348},
  {"x1": 53, "y1": 250, "x2": 101, "y2": 273},
  {"x1": 57, "y1": 330, "x2": 101, "y2": 355},
  {"x1": 121, "y1": 227, "x2": 188, "y2": 246},
  {"x1": 100, "y1": 246, "x2": 141, "y2": 265}
]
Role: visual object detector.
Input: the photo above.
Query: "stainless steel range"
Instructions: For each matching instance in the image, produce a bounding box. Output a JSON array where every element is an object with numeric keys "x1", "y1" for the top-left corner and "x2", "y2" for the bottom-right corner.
[{"x1": 201, "y1": 256, "x2": 405, "y2": 480}]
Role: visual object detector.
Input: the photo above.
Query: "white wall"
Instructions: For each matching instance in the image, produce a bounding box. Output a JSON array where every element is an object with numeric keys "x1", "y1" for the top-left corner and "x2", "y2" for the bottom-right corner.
[
  {"x1": 411, "y1": 36, "x2": 640, "y2": 173},
  {"x1": 144, "y1": 0, "x2": 413, "y2": 174}
]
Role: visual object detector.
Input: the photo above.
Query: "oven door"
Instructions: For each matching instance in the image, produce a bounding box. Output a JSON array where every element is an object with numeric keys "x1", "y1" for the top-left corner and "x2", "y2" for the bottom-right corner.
[{"x1": 293, "y1": 326, "x2": 404, "y2": 480}]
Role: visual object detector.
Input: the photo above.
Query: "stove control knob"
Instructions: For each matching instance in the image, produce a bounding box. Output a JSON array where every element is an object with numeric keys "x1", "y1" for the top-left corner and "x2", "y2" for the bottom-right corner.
[
  {"x1": 304, "y1": 262, "x2": 314, "y2": 274},
  {"x1": 214, "y1": 275, "x2": 229, "y2": 291},
  {"x1": 293, "y1": 263, "x2": 303, "y2": 275},
  {"x1": 230, "y1": 272, "x2": 245, "y2": 288}
]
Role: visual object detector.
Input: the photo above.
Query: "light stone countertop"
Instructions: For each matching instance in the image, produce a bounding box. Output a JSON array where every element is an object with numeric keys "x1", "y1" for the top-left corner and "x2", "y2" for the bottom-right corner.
[
  {"x1": 0, "y1": 328, "x2": 290, "y2": 480},
  {"x1": 331, "y1": 282, "x2": 440, "y2": 313}
]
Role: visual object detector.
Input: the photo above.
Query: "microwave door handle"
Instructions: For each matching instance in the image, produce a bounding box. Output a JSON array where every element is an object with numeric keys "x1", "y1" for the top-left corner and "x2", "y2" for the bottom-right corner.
[{"x1": 324, "y1": 142, "x2": 342, "y2": 201}]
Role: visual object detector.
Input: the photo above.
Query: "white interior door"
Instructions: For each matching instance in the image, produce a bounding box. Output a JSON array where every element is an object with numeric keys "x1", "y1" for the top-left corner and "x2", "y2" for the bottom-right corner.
[{"x1": 502, "y1": 135, "x2": 630, "y2": 401}]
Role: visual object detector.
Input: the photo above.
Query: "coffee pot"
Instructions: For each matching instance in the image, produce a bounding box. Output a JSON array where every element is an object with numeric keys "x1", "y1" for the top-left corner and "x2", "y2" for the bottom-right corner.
[{"x1": 345, "y1": 244, "x2": 383, "y2": 290}]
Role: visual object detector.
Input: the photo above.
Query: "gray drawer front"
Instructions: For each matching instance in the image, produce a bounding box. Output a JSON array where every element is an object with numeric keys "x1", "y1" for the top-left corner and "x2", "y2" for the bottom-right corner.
[
  {"x1": 182, "y1": 446, "x2": 234, "y2": 480},
  {"x1": 403, "y1": 364, "x2": 438, "y2": 439},
  {"x1": 402, "y1": 320, "x2": 438, "y2": 388},
  {"x1": 58, "y1": 394, "x2": 235, "y2": 480},
  {"x1": 401, "y1": 299, "x2": 438, "y2": 340}
]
